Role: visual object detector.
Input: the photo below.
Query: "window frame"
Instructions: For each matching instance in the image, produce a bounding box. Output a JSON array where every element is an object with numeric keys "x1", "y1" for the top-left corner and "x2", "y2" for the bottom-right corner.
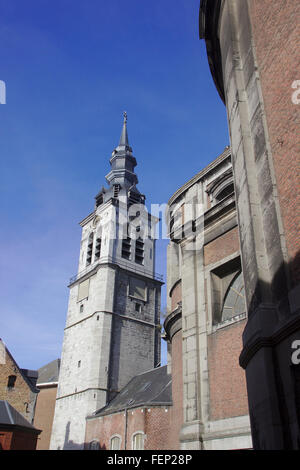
[
  {"x1": 110, "y1": 434, "x2": 122, "y2": 450},
  {"x1": 132, "y1": 431, "x2": 145, "y2": 450}
]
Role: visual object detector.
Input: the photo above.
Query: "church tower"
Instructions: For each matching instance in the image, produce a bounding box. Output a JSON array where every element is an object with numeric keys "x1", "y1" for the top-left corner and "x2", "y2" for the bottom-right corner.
[{"x1": 50, "y1": 113, "x2": 163, "y2": 450}]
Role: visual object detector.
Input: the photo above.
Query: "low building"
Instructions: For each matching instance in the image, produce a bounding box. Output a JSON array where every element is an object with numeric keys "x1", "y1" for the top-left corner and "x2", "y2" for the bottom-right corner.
[
  {"x1": 34, "y1": 359, "x2": 60, "y2": 450},
  {"x1": 0, "y1": 400, "x2": 41, "y2": 450},
  {"x1": 85, "y1": 366, "x2": 172, "y2": 450}
]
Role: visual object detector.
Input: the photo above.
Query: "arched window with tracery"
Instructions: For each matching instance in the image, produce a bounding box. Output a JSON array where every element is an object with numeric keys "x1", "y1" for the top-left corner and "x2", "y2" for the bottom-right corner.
[{"x1": 221, "y1": 271, "x2": 246, "y2": 322}]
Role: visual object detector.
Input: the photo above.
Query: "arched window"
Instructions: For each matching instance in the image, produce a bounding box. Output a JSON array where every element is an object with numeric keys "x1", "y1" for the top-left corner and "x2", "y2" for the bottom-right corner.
[
  {"x1": 89, "y1": 440, "x2": 100, "y2": 450},
  {"x1": 110, "y1": 435, "x2": 121, "y2": 450},
  {"x1": 221, "y1": 272, "x2": 246, "y2": 322},
  {"x1": 215, "y1": 182, "x2": 234, "y2": 202},
  {"x1": 132, "y1": 432, "x2": 145, "y2": 450}
]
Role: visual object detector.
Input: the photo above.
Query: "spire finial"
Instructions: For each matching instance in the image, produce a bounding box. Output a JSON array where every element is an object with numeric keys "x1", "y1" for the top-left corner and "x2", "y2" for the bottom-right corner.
[{"x1": 119, "y1": 110, "x2": 129, "y2": 146}]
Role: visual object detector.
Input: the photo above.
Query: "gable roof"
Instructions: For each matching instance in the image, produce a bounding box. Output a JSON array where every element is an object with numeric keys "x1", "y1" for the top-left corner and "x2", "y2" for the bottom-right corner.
[
  {"x1": 0, "y1": 339, "x2": 39, "y2": 394},
  {"x1": 37, "y1": 358, "x2": 60, "y2": 385},
  {"x1": 0, "y1": 401, "x2": 41, "y2": 433},
  {"x1": 89, "y1": 365, "x2": 172, "y2": 418}
]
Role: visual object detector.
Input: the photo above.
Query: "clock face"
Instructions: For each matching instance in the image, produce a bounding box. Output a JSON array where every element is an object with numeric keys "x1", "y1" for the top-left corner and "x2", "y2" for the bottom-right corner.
[{"x1": 92, "y1": 215, "x2": 100, "y2": 227}]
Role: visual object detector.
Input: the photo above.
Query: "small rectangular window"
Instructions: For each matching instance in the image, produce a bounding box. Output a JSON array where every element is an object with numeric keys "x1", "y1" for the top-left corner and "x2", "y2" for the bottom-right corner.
[
  {"x1": 7, "y1": 375, "x2": 16, "y2": 389},
  {"x1": 78, "y1": 361, "x2": 81, "y2": 368},
  {"x1": 135, "y1": 303, "x2": 142, "y2": 313}
]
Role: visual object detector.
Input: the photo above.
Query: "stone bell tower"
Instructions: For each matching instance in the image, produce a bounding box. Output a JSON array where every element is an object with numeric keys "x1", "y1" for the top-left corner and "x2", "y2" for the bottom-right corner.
[{"x1": 50, "y1": 113, "x2": 163, "y2": 450}]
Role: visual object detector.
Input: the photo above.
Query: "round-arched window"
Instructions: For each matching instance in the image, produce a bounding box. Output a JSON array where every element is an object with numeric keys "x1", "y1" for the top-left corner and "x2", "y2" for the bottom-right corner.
[{"x1": 221, "y1": 272, "x2": 246, "y2": 322}]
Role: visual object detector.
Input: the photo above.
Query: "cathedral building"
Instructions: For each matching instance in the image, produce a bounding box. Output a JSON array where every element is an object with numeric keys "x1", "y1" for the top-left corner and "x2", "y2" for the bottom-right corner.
[
  {"x1": 199, "y1": 0, "x2": 300, "y2": 449},
  {"x1": 165, "y1": 146, "x2": 252, "y2": 450}
]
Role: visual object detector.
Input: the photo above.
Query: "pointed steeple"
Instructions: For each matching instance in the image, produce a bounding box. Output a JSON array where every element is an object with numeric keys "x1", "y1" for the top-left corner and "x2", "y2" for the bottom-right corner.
[
  {"x1": 105, "y1": 112, "x2": 138, "y2": 189},
  {"x1": 119, "y1": 111, "x2": 129, "y2": 147},
  {"x1": 95, "y1": 112, "x2": 145, "y2": 208}
]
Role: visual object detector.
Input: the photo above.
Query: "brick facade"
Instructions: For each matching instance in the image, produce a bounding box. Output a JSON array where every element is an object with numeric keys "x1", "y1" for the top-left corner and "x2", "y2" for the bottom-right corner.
[
  {"x1": 34, "y1": 385, "x2": 58, "y2": 450},
  {"x1": 85, "y1": 406, "x2": 171, "y2": 450},
  {"x1": 204, "y1": 227, "x2": 240, "y2": 266},
  {"x1": 208, "y1": 320, "x2": 249, "y2": 420},
  {"x1": 0, "y1": 429, "x2": 39, "y2": 451},
  {"x1": 199, "y1": 0, "x2": 300, "y2": 449}
]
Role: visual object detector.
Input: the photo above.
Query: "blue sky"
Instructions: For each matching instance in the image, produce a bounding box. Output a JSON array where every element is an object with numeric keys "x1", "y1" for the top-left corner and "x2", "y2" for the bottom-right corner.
[{"x1": 0, "y1": 0, "x2": 229, "y2": 370}]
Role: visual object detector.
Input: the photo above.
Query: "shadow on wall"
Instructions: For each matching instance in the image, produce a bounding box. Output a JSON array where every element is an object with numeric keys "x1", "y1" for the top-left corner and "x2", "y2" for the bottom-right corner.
[
  {"x1": 240, "y1": 250, "x2": 300, "y2": 450},
  {"x1": 60, "y1": 421, "x2": 106, "y2": 450},
  {"x1": 57, "y1": 421, "x2": 85, "y2": 450},
  {"x1": 245, "y1": 250, "x2": 300, "y2": 320}
]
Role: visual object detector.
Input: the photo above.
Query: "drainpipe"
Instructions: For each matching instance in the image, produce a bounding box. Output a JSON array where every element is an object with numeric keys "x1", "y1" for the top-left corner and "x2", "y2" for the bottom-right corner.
[{"x1": 124, "y1": 407, "x2": 128, "y2": 450}]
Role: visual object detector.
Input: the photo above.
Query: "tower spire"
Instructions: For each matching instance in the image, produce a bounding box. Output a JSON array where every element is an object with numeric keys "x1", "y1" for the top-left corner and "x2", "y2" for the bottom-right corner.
[{"x1": 119, "y1": 111, "x2": 129, "y2": 147}]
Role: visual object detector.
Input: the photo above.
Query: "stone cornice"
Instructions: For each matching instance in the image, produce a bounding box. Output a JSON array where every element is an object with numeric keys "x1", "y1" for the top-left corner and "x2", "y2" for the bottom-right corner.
[
  {"x1": 199, "y1": 0, "x2": 225, "y2": 103},
  {"x1": 239, "y1": 312, "x2": 300, "y2": 369},
  {"x1": 164, "y1": 305, "x2": 182, "y2": 342},
  {"x1": 168, "y1": 147, "x2": 231, "y2": 207}
]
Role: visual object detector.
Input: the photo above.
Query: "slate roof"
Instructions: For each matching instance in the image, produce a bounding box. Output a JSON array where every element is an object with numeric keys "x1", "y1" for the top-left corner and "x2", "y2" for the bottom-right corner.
[
  {"x1": 90, "y1": 365, "x2": 172, "y2": 418},
  {"x1": 0, "y1": 401, "x2": 41, "y2": 433},
  {"x1": 37, "y1": 358, "x2": 60, "y2": 385}
]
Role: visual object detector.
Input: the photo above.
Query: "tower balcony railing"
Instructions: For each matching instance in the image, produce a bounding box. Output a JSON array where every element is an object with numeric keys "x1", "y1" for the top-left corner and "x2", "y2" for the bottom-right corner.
[{"x1": 69, "y1": 255, "x2": 163, "y2": 285}]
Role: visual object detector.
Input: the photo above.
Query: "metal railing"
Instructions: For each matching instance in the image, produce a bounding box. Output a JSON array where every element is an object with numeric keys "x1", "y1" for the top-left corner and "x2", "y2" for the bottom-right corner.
[{"x1": 69, "y1": 255, "x2": 163, "y2": 284}]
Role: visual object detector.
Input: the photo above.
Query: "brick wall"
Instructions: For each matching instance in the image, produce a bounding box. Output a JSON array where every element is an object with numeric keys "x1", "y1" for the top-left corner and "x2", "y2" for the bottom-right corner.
[
  {"x1": 249, "y1": 0, "x2": 300, "y2": 284},
  {"x1": 85, "y1": 406, "x2": 171, "y2": 450},
  {"x1": 34, "y1": 385, "x2": 57, "y2": 450},
  {"x1": 204, "y1": 227, "x2": 240, "y2": 266},
  {"x1": 207, "y1": 320, "x2": 249, "y2": 420}
]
